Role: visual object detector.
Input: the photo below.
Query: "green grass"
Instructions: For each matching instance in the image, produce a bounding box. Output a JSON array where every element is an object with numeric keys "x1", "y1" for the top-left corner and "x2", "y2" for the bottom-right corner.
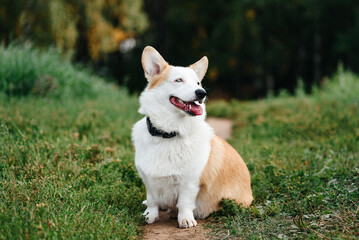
[
  {"x1": 0, "y1": 44, "x2": 358, "y2": 239},
  {"x1": 206, "y1": 68, "x2": 359, "y2": 239},
  {"x1": 0, "y1": 44, "x2": 146, "y2": 239}
]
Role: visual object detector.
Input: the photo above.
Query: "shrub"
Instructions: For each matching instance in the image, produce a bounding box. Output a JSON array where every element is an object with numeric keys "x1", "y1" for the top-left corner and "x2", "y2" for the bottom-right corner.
[{"x1": 0, "y1": 43, "x2": 97, "y2": 98}]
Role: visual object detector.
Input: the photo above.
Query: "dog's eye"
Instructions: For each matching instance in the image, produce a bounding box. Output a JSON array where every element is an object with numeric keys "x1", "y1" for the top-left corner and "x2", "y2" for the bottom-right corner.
[
  {"x1": 175, "y1": 78, "x2": 183, "y2": 83},
  {"x1": 197, "y1": 82, "x2": 200, "y2": 85}
]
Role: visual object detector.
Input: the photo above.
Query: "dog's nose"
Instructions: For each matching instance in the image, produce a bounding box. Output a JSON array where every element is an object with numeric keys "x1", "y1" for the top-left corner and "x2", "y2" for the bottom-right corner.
[{"x1": 195, "y1": 89, "x2": 207, "y2": 99}]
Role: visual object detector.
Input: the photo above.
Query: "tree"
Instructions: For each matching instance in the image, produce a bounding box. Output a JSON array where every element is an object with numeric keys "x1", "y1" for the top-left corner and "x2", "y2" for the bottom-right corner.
[
  {"x1": 139, "y1": 0, "x2": 359, "y2": 99},
  {"x1": 0, "y1": 0, "x2": 148, "y2": 61}
]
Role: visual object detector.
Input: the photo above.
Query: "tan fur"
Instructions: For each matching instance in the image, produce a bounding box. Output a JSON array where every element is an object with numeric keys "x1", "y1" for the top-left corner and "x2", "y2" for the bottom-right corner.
[
  {"x1": 148, "y1": 65, "x2": 173, "y2": 89},
  {"x1": 195, "y1": 135, "x2": 253, "y2": 218}
]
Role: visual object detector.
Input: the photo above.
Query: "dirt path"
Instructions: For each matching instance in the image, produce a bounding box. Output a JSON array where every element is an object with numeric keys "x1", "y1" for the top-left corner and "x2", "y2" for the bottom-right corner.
[
  {"x1": 143, "y1": 117, "x2": 233, "y2": 240},
  {"x1": 206, "y1": 117, "x2": 233, "y2": 140},
  {"x1": 143, "y1": 211, "x2": 209, "y2": 240}
]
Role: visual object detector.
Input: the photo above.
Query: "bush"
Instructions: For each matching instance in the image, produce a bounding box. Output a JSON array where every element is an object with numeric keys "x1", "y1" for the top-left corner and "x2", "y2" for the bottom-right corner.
[{"x1": 0, "y1": 43, "x2": 98, "y2": 98}]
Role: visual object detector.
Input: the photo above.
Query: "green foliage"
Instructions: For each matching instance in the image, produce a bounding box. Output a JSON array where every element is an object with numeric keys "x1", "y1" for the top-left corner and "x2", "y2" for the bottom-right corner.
[
  {"x1": 206, "y1": 70, "x2": 359, "y2": 239},
  {"x1": 211, "y1": 199, "x2": 243, "y2": 218},
  {"x1": 141, "y1": 0, "x2": 359, "y2": 99},
  {"x1": 0, "y1": 46, "x2": 145, "y2": 239},
  {"x1": 3, "y1": 0, "x2": 359, "y2": 98},
  {"x1": 0, "y1": 0, "x2": 148, "y2": 60},
  {"x1": 0, "y1": 43, "x2": 101, "y2": 97},
  {"x1": 316, "y1": 64, "x2": 359, "y2": 104}
]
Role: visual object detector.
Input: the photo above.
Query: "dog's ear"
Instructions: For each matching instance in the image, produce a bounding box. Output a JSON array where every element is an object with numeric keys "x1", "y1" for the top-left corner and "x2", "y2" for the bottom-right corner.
[
  {"x1": 141, "y1": 46, "x2": 168, "y2": 81},
  {"x1": 190, "y1": 56, "x2": 208, "y2": 81}
]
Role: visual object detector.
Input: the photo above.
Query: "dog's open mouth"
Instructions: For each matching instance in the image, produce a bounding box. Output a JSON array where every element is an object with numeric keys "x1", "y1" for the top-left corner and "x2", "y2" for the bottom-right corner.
[{"x1": 170, "y1": 96, "x2": 203, "y2": 116}]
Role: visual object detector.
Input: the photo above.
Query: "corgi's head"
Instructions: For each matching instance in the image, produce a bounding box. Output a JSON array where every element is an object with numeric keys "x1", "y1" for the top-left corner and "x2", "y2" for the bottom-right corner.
[{"x1": 139, "y1": 46, "x2": 208, "y2": 119}]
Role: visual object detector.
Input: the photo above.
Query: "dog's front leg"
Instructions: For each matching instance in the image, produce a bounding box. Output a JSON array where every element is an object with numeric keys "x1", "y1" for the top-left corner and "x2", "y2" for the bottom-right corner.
[
  {"x1": 177, "y1": 183, "x2": 199, "y2": 228},
  {"x1": 143, "y1": 191, "x2": 159, "y2": 224}
]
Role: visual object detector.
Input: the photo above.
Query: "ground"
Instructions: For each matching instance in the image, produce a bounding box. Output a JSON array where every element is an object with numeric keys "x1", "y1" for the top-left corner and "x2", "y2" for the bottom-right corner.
[{"x1": 144, "y1": 211, "x2": 209, "y2": 240}]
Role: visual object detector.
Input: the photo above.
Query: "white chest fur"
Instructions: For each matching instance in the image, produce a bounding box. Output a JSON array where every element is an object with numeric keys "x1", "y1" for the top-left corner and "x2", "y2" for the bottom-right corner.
[
  {"x1": 132, "y1": 117, "x2": 213, "y2": 209},
  {"x1": 132, "y1": 117, "x2": 212, "y2": 177}
]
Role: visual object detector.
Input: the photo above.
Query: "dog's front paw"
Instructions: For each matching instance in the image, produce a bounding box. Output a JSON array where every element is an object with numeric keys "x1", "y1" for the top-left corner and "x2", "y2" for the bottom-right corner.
[
  {"x1": 178, "y1": 217, "x2": 197, "y2": 228},
  {"x1": 144, "y1": 207, "x2": 159, "y2": 224},
  {"x1": 178, "y1": 211, "x2": 197, "y2": 228}
]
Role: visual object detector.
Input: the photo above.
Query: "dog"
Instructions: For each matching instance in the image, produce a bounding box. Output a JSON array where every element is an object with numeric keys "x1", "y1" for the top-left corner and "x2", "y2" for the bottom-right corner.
[{"x1": 132, "y1": 46, "x2": 253, "y2": 228}]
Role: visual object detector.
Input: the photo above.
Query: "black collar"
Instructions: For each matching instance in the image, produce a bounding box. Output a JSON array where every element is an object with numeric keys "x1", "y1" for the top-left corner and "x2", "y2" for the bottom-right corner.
[{"x1": 146, "y1": 117, "x2": 177, "y2": 138}]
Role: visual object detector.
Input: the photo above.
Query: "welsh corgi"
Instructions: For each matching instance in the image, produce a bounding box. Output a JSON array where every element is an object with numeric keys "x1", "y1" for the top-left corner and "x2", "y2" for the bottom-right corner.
[{"x1": 132, "y1": 46, "x2": 253, "y2": 228}]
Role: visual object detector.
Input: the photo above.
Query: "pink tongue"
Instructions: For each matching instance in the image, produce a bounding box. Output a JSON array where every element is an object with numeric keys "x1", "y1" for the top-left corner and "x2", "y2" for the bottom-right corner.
[{"x1": 186, "y1": 102, "x2": 203, "y2": 116}]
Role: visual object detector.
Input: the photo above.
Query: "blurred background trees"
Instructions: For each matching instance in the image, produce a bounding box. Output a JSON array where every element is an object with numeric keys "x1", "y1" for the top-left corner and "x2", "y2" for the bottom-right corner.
[
  {"x1": 1, "y1": 0, "x2": 359, "y2": 99},
  {"x1": 0, "y1": 0, "x2": 148, "y2": 61}
]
